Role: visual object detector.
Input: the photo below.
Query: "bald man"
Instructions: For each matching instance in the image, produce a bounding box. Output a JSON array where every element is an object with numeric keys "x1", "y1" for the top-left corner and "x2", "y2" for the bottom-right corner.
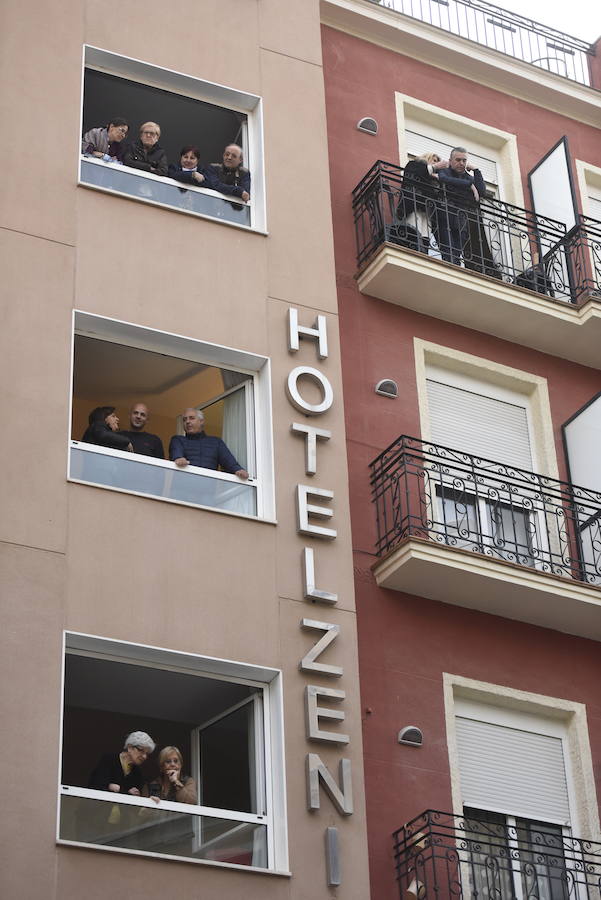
[
  {"x1": 120, "y1": 403, "x2": 164, "y2": 459},
  {"x1": 205, "y1": 144, "x2": 251, "y2": 202}
]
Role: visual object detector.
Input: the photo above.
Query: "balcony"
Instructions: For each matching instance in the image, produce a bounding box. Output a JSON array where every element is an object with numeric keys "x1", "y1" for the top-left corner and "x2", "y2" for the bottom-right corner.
[
  {"x1": 369, "y1": 436, "x2": 601, "y2": 638},
  {"x1": 393, "y1": 810, "x2": 601, "y2": 900},
  {"x1": 370, "y1": 0, "x2": 595, "y2": 86},
  {"x1": 353, "y1": 162, "x2": 601, "y2": 367}
]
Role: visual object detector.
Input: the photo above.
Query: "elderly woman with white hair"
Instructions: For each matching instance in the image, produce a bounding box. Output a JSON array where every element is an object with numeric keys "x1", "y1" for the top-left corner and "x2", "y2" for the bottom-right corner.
[{"x1": 88, "y1": 731, "x2": 156, "y2": 796}]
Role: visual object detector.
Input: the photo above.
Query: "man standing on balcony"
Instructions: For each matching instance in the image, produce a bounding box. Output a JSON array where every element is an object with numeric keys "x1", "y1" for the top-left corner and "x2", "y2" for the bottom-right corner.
[
  {"x1": 170, "y1": 408, "x2": 249, "y2": 479},
  {"x1": 436, "y1": 147, "x2": 486, "y2": 267},
  {"x1": 123, "y1": 122, "x2": 168, "y2": 177},
  {"x1": 120, "y1": 402, "x2": 164, "y2": 459}
]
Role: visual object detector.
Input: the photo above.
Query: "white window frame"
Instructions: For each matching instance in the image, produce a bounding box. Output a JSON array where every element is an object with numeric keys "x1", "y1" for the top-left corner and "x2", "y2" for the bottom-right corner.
[
  {"x1": 68, "y1": 310, "x2": 276, "y2": 522},
  {"x1": 57, "y1": 631, "x2": 289, "y2": 874},
  {"x1": 78, "y1": 46, "x2": 266, "y2": 233}
]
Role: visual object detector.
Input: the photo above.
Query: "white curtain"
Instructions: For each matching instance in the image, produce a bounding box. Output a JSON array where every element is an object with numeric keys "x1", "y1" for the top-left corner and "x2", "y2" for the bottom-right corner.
[{"x1": 222, "y1": 387, "x2": 247, "y2": 470}]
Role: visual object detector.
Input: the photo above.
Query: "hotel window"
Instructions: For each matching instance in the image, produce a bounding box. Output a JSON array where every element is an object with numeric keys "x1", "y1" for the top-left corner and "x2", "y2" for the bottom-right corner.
[
  {"x1": 59, "y1": 633, "x2": 288, "y2": 871},
  {"x1": 69, "y1": 311, "x2": 275, "y2": 520},
  {"x1": 79, "y1": 47, "x2": 265, "y2": 231}
]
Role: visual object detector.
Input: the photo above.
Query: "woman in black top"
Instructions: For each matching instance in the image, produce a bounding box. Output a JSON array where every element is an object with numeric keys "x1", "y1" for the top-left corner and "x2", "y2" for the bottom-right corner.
[
  {"x1": 81, "y1": 406, "x2": 133, "y2": 453},
  {"x1": 88, "y1": 731, "x2": 156, "y2": 795}
]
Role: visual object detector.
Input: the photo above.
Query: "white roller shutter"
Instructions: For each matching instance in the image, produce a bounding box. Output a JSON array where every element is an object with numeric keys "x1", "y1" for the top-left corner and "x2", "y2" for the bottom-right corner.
[
  {"x1": 426, "y1": 378, "x2": 533, "y2": 471},
  {"x1": 405, "y1": 129, "x2": 499, "y2": 187},
  {"x1": 456, "y1": 716, "x2": 571, "y2": 825},
  {"x1": 587, "y1": 194, "x2": 601, "y2": 221}
]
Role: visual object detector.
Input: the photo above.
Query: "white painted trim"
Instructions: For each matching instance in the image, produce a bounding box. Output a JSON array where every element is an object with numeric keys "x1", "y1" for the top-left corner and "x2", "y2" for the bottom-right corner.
[
  {"x1": 575, "y1": 158, "x2": 601, "y2": 219},
  {"x1": 414, "y1": 338, "x2": 559, "y2": 478},
  {"x1": 443, "y1": 673, "x2": 601, "y2": 840}
]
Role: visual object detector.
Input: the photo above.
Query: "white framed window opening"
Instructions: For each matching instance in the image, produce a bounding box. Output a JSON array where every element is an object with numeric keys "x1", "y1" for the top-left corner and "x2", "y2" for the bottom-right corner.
[
  {"x1": 454, "y1": 697, "x2": 578, "y2": 900},
  {"x1": 424, "y1": 364, "x2": 553, "y2": 569},
  {"x1": 58, "y1": 632, "x2": 288, "y2": 872},
  {"x1": 79, "y1": 46, "x2": 265, "y2": 231},
  {"x1": 69, "y1": 311, "x2": 275, "y2": 520}
]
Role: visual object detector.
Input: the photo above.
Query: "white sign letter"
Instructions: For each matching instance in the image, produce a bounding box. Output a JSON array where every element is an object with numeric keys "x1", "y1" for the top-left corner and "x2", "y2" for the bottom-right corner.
[
  {"x1": 288, "y1": 308, "x2": 328, "y2": 359},
  {"x1": 291, "y1": 423, "x2": 332, "y2": 475},
  {"x1": 297, "y1": 485, "x2": 337, "y2": 540},
  {"x1": 305, "y1": 685, "x2": 349, "y2": 744},
  {"x1": 287, "y1": 367, "x2": 333, "y2": 415},
  {"x1": 306, "y1": 754, "x2": 353, "y2": 815}
]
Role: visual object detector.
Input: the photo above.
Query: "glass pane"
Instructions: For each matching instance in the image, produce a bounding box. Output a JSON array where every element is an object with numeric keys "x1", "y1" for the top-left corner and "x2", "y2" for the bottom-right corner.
[
  {"x1": 200, "y1": 703, "x2": 261, "y2": 815},
  {"x1": 436, "y1": 486, "x2": 481, "y2": 550},
  {"x1": 81, "y1": 159, "x2": 251, "y2": 227},
  {"x1": 488, "y1": 501, "x2": 537, "y2": 566},
  {"x1": 462, "y1": 808, "x2": 516, "y2": 900},
  {"x1": 70, "y1": 445, "x2": 256, "y2": 516},
  {"x1": 516, "y1": 819, "x2": 569, "y2": 900},
  {"x1": 60, "y1": 795, "x2": 266, "y2": 868}
]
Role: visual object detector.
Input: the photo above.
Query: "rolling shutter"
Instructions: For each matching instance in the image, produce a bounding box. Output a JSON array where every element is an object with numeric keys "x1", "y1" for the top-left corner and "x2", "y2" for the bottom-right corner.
[
  {"x1": 456, "y1": 716, "x2": 571, "y2": 825},
  {"x1": 426, "y1": 378, "x2": 533, "y2": 471},
  {"x1": 405, "y1": 129, "x2": 499, "y2": 188}
]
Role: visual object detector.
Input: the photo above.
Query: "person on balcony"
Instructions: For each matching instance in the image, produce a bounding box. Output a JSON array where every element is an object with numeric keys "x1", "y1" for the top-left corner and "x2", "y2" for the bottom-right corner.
[
  {"x1": 396, "y1": 152, "x2": 448, "y2": 253},
  {"x1": 436, "y1": 147, "x2": 486, "y2": 266},
  {"x1": 81, "y1": 117, "x2": 129, "y2": 162},
  {"x1": 205, "y1": 143, "x2": 251, "y2": 202},
  {"x1": 120, "y1": 402, "x2": 164, "y2": 459},
  {"x1": 123, "y1": 122, "x2": 168, "y2": 177},
  {"x1": 144, "y1": 746, "x2": 197, "y2": 805},
  {"x1": 169, "y1": 408, "x2": 249, "y2": 479},
  {"x1": 81, "y1": 406, "x2": 133, "y2": 453},
  {"x1": 88, "y1": 731, "x2": 156, "y2": 795},
  {"x1": 168, "y1": 145, "x2": 207, "y2": 187}
]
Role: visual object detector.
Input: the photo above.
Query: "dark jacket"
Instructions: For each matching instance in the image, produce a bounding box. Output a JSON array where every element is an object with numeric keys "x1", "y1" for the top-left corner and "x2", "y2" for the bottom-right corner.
[
  {"x1": 397, "y1": 159, "x2": 439, "y2": 219},
  {"x1": 437, "y1": 166, "x2": 486, "y2": 208},
  {"x1": 123, "y1": 140, "x2": 168, "y2": 177},
  {"x1": 168, "y1": 165, "x2": 203, "y2": 185},
  {"x1": 169, "y1": 431, "x2": 242, "y2": 473},
  {"x1": 88, "y1": 753, "x2": 145, "y2": 793},
  {"x1": 81, "y1": 422, "x2": 132, "y2": 452},
  {"x1": 120, "y1": 430, "x2": 164, "y2": 459},
  {"x1": 205, "y1": 163, "x2": 251, "y2": 198}
]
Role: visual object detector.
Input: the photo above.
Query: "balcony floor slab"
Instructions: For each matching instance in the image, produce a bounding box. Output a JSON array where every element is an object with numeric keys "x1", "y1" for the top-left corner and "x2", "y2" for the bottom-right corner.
[
  {"x1": 357, "y1": 244, "x2": 601, "y2": 367},
  {"x1": 372, "y1": 537, "x2": 601, "y2": 640}
]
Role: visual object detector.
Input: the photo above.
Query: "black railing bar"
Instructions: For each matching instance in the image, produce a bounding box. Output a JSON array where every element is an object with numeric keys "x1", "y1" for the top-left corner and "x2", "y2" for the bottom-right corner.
[{"x1": 577, "y1": 506, "x2": 601, "y2": 532}]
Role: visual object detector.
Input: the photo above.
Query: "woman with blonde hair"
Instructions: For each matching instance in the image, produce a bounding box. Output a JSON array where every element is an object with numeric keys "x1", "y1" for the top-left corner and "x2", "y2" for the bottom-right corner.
[
  {"x1": 396, "y1": 151, "x2": 447, "y2": 251},
  {"x1": 145, "y1": 746, "x2": 197, "y2": 804}
]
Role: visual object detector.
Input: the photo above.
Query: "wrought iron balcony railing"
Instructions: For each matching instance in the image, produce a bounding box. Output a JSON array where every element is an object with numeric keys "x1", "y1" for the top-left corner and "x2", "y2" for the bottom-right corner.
[
  {"x1": 369, "y1": 435, "x2": 601, "y2": 586},
  {"x1": 353, "y1": 161, "x2": 601, "y2": 306},
  {"x1": 393, "y1": 810, "x2": 601, "y2": 900},
  {"x1": 370, "y1": 0, "x2": 595, "y2": 86}
]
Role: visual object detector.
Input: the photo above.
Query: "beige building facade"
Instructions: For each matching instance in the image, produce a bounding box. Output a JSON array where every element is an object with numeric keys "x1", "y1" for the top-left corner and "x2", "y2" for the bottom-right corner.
[{"x1": 0, "y1": 2, "x2": 370, "y2": 897}]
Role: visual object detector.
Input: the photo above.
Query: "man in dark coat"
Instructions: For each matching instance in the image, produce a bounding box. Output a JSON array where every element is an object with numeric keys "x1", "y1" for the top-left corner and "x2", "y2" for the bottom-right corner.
[
  {"x1": 169, "y1": 408, "x2": 248, "y2": 479},
  {"x1": 123, "y1": 121, "x2": 168, "y2": 177},
  {"x1": 205, "y1": 143, "x2": 251, "y2": 201},
  {"x1": 436, "y1": 147, "x2": 486, "y2": 266},
  {"x1": 120, "y1": 402, "x2": 164, "y2": 459}
]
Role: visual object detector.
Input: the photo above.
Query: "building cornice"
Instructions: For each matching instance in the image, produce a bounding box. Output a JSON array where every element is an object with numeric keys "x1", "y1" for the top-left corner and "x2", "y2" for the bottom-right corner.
[{"x1": 320, "y1": 0, "x2": 601, "y2": 128}]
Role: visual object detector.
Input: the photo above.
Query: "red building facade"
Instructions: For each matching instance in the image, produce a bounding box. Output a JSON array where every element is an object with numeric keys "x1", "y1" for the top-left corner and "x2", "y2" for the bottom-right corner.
[{"x1": 321, "y1": 3, "x2": 601, "y2": 898}]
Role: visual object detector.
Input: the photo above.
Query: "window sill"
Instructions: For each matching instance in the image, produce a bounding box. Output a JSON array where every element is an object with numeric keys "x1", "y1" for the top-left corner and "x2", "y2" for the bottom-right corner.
[
  {"x1": 79, "y1": 157, "x2": 267, "y2": 234},
  {"x1": 68, "y1": 441, "x2": 277, "y2": 523}
]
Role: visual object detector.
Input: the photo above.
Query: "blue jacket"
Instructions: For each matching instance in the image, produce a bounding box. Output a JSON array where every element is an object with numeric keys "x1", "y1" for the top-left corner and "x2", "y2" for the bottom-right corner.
[
  {"x1": 204, "y1": 163, "x2": 251, "y2": 199},
  {"x1": 169, "y1": 431, "x2": 242, "y2": 473},
  {"x1": 438, "y1": 167, "x2": 485, "y2": 207}
]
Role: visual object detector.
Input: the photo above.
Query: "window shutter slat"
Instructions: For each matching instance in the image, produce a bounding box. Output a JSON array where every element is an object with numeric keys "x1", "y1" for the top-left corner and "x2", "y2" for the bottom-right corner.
[{"x1": 405, "y1": 129, "x2": 498, "y2": 186}]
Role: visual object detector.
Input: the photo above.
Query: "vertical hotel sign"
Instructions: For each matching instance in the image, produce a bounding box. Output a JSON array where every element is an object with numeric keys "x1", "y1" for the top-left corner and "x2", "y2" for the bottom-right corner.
[{"x1": 286, "y1": 309, "x2": 352, "y2": 888}]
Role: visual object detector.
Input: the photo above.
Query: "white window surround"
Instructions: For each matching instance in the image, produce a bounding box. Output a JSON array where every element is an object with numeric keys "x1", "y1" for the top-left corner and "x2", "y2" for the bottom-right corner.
[
  {"x1": 78, "y1": 45, "x2": 266, "y2": 233},
  {"x1": 395, "y1": 93, "x2": 523, "y2": 207},
  {"x1": 57, "y1": 631, "x2": 290, "y2": 874},
  {"x1": 443, "y1": 673, "x2": 601, "y2": 840},
  {"x1": 414, "y1": 338, "x2": 559, "y2": 479},
  {"x1": 575, "y1": 158, "x2": 601, "y2": 221},
  {"x1": 68, "y1": 310, "x2": 276, "y2": 522}
]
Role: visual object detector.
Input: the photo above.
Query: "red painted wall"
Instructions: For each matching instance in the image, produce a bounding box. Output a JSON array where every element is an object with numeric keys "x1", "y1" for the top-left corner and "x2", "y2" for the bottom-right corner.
[{"x1": 322, "y1": 24, "x2": 601, "y2": 900}]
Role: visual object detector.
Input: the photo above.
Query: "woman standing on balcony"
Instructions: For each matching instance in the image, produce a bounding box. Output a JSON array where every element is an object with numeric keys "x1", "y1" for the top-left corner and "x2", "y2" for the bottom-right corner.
[{"x1": 396, "y1": 152, "x2": 447, "y2": 253}]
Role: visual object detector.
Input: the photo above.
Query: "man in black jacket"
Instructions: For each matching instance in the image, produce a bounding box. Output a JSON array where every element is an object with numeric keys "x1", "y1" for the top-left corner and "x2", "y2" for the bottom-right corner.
[
  {"x1": 120, "y1": 402, "x2": 164, "y2": 459},
  {"x1": 123, "y1": 121, "x2": 168, "y2": 177},
  {"x1": 436, "y1": 147, "x2": 486, "y2": 266}
]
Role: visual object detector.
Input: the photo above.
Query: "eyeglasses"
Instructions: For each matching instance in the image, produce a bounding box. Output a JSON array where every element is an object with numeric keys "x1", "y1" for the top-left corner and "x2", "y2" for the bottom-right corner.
[
  {"x1": 133, "y1": 745, "x2": 150, "y2": 755},
  {"x1": 141, "y1": 130, "x2": 159, "y2": 137},
  {"x1": 113, "y1": 126, "x2": 128, "y2": 134}
]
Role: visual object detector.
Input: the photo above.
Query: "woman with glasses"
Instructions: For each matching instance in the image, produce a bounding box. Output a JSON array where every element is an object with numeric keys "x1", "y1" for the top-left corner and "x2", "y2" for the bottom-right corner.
[
  {"x1": 123, "y1": 121, "x2": 168, "y2": 177},
  {"x1": 88, "y1": 731, "x2": 156, "y2": 795},
  {"x1": 81, "y1": 117, "x2": 129, "y2": 162},
  {"x1": 145, "y1": 746, "x2": 197, "y2": 805}
]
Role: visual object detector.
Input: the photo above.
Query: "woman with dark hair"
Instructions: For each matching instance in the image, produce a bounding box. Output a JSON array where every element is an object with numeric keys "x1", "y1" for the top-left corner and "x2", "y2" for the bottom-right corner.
[
  {"x1": 168, "y1": 146, "x2": 206, "y2": 186},
  {"x1": 81, "y1": 118, "x2": 129, "y2": 162},
  {"x1": 81, "y1": 407, "x2": 133, "y2": 452}
]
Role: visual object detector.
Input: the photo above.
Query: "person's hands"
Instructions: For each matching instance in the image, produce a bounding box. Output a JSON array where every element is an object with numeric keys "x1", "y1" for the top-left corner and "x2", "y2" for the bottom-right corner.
[
  {"x1": 433, "y1": 159, "x2": 448, "y2": 171},
  {"x1": 235, "y1": 469, "x2": 249, "y2": 480},
  {"x1": 471, "y1": 184, "x2": 480, "y2": 202},
  {"x1": 192, "y1": 172, "x2": 205, "y2": 184},
  {"x1": 174, "y1": 457, "x2": 189, "y2": 467},
  {"x1": 126, "y1": 442, "x2": 134, "y2": 453},
  {"x1": 128, "y1": 788, "x2": 141, "y2": 796},
  {"x1": 241, "y1": 191, "x2": 250, "y2": 202},
  {"x1": 108, "y1": 783, "x2": 121, "y2": 792},
  {"x1": 150, "y1": 796, "x2": 161, "y2": 805}
]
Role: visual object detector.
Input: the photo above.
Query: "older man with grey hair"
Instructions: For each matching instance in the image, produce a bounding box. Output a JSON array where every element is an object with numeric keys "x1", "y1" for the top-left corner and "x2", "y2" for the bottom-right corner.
[
  {"x1": 436, "y1": 146, "x2": 486, "y2": 266},
  {"x1": 88, "y1": 730, "x2": 156, "y2": 795},
  {"x1": 169, "y1": 408, "x2": 248, "y2": 479}
]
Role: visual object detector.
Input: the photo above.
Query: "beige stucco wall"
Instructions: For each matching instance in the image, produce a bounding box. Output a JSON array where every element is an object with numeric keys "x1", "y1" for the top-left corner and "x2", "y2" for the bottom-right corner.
[{"x1": 0, "y1": 1, "x2": 369, "y2": 897}]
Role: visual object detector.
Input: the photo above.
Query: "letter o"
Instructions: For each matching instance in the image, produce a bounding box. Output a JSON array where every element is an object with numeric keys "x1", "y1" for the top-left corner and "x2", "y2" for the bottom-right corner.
[{"x1": 286, "y1": 366, "x2": 334, "y2": 415}]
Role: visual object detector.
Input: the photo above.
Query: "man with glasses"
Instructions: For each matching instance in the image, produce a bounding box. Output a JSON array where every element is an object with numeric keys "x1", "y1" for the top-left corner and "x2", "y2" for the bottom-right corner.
[
  {"x1": 123, "y1": 121, "x2": 168, "y2": 177},
  {"x1": 81, "y1": 117, "x2": 129, "y2": 162}
]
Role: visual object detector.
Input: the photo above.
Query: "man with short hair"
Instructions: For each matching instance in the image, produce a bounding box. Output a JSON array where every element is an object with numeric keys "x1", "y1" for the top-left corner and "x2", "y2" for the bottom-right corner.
[
  {"x1": 81, "y1": 117, "x2": 129, "y2": 161},
  {"x1": 205, "y1": 143, "x2": 251, "y2": 201},
  {"x1": 120, "y1": 402, "x2": 164, "y2": 459},
  {"x1": 169, "y1": 408, "x2": 249, "y2": 479},
  {"x1": 436, "y1": 147, "x2": 486, "y2": 266},
  {"x1": 123, "y1": 121, "x2": 168, "y2": 177}
]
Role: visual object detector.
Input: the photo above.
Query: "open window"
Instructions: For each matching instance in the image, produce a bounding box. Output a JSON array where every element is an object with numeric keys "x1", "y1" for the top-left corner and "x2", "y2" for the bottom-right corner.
[
  {"x1": 79, "y1": 47, "x2": 265, "y2": 230},
  {"x1": 59, "y1": 633, "x2": 287, "y2": 871},
  {"x1": 69, "y1": 311, "x2": 274, "y2": 520}
]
